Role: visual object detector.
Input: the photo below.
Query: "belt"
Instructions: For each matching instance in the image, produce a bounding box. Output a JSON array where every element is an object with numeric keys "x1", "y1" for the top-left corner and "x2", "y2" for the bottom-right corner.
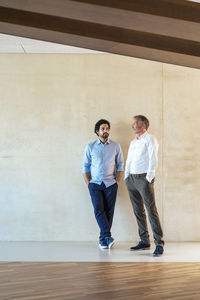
[{"x1": 131, "y1": 173, "x2": 147, "y2": 177}]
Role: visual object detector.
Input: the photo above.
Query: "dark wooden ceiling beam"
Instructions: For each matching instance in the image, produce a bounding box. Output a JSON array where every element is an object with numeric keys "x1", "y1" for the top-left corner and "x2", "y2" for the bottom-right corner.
[
  {"x1": 72, "y1": 0, "x2": 200, "y2": 23},
  {"x1": 0, "y1": 0, "x2": 200, "y2": 68}
]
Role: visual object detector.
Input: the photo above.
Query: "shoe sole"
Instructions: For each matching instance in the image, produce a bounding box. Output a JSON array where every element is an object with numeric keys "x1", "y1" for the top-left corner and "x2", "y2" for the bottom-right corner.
[
  {"x1": 108, "y1": 240, "x2": 115, "y2": 249},
  {"x1": 153, "y1": 253, "x2": 163, "y2": 257},
  {"x1": 130, "y1": 247, "x2": 150, "y2": 251},
  {"x1": 99, "y1": 245, "x2": 108, "y2": 249}
]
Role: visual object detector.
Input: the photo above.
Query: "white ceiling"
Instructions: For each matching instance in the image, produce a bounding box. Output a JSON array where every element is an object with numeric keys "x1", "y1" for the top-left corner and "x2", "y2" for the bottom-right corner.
[{"x1": 0, "y1": 33, "x2": 102, "y2": 53}]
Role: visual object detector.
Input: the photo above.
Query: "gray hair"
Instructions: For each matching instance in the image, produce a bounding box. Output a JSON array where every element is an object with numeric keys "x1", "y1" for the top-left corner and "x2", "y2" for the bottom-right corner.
[{"x1": 134, "y1": 115, "x2": 149, "y2": 130}]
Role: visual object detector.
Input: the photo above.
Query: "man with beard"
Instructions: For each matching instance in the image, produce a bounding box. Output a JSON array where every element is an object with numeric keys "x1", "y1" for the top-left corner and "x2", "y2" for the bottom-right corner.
[
  {"x1": 125, "y1": 115, "x2": 164, "y2": 256},
  {"x1": 82, "y1": 119, "x2": 124, "y2": 249}
]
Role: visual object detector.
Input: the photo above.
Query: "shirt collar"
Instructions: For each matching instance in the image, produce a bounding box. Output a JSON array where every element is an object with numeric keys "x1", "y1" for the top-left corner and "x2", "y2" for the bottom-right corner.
[
  {"x1": 137, "y1": 131, "x2": 148, "y2": 140},
  {"x1": 97, "y1": 138, "x2": 110, "y2": 145}
]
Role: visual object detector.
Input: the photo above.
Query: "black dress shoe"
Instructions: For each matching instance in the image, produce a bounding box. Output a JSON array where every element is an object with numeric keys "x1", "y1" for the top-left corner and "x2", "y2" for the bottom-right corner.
[
  {"x1": 130, "y1": 241, "x2": 150, "y2": 251},
  {"x1": 153, "y1": 245, "x2": 164, "y2": 256}
]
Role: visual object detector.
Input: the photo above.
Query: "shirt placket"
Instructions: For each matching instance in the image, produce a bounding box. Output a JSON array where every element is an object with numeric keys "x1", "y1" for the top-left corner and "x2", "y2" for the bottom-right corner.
[{"x1": 101, "y1": 144, "x2": 105, "y2": 182}]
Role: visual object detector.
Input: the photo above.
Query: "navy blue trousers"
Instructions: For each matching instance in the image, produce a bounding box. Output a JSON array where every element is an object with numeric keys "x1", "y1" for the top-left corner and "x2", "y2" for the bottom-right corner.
[{"x1": 88, "y1": 182, "x2": 118, "y2": 241}]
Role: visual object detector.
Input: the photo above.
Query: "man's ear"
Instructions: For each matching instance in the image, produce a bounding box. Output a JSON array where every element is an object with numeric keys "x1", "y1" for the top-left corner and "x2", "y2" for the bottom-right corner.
[{"x1": 96, "y1": 130, "x2": 99, "y2": 136}]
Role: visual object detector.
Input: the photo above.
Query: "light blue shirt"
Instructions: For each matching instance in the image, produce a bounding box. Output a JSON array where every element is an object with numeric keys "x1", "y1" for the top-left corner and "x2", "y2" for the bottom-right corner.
[{"x1": 82, "y1": 138, "x2": 124, "y2": 187}]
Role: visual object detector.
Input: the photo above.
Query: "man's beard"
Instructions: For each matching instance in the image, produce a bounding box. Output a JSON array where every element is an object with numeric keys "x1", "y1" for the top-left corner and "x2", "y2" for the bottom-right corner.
[{"x1": 102, "y1": 133, "x2": 109, "y2": 139}]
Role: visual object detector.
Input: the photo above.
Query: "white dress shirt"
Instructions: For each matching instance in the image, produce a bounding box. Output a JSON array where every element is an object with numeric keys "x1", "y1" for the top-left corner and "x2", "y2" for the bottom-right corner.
[{"x1": 125, "y1": 132, "x2": 158, "y2": 182}]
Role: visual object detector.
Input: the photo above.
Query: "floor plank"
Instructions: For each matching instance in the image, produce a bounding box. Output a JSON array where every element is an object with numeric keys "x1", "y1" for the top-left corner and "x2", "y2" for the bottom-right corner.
[{"x1": 0, "y1": 262, "x2": 200, "y2": 299}]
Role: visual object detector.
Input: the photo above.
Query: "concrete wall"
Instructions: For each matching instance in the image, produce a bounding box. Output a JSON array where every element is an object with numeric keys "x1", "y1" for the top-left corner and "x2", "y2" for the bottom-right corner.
[{"x1": 0, "y1": 54, "x2": 199, "y2": 242}]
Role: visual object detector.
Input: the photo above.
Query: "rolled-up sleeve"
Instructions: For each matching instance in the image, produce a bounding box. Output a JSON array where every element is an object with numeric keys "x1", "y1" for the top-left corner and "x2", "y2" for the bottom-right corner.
[
  {"x1": 124, "y1": 142, "x2": 132, "y2": 179},
  {"x1": 82, "y1": 144, "x2": 91, "y2": 173},
  {"x1": 115, "y1": 144, "x2": 124, "y2": 172},
  {"x1": 146, "y1": 136, "x2": 158, "y2": 182}
]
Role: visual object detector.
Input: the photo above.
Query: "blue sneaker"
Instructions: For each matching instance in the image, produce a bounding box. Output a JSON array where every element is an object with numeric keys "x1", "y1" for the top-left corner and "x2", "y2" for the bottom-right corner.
[
  {"x1": 99, "y1": 239, "x2": 108, "y2": 249},
  {"x1": 106, "y1": 237, "x2": 115, "y2": 249},
  {"x1": 153, "y1": 245, "x2": 164, "y2": 256}
]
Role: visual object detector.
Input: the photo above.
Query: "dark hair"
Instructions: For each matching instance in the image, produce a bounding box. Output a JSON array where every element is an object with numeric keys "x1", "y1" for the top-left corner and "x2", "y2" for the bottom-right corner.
[
  {"x1": 134, "y1": 115, "x2": 149, "y2": 130},
  {"x1": 94, "y1": 119, "x2": 110, "y2": 135}
]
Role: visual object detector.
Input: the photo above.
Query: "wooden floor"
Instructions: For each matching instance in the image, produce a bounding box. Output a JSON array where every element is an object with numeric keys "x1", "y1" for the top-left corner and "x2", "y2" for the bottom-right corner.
[{"x1": 0, "y1": 262, "x2": 200, "y2": 299}]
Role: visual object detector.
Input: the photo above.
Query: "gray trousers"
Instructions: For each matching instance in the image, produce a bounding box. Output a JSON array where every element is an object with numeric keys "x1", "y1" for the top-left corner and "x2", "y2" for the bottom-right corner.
[{"x1": 126, "y1": 175, "x2": 164, "y2": 246}]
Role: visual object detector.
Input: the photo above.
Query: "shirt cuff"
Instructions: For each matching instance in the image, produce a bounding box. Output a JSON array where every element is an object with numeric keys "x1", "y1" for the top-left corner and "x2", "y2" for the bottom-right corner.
[
  {"x1": 82, "y1": 167, "x2": 90, "y2": 173},
  {"x1": 146, "y1": 172, "x2": 155, "y2": 183},
  {"x1": 116, "y1": 167, "x2": 124, "y2": 172},
  {"x1": 124, "y1": 173, "x2": 129, "y2": 180}
]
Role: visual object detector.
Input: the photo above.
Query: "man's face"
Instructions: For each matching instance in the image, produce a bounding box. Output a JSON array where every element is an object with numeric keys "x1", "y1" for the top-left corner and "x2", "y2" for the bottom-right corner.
[
  {"x1": 132, "y1": 117, "x2": 145, "y2": 134},
  {"x1": 96, "y1": 123, "x2": 110, "y2": 139}
]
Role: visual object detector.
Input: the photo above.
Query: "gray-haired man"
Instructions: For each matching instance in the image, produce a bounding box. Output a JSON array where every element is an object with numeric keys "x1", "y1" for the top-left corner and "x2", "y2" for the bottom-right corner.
[{"x1": 125, "y1": 115, "x2": 164, "y2": 256}]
